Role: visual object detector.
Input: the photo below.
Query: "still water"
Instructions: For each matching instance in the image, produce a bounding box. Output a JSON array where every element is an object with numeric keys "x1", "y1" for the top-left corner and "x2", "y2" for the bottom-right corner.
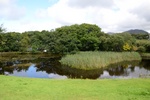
[{"x1": 0, "y1": 54, "x2": 150, "y2": 79}]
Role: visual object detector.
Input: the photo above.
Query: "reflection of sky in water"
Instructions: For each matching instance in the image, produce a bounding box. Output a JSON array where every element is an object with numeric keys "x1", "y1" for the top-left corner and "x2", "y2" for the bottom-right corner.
[
  {"x1": 2, "y1": 60, "x2": 150, "y2": 79},
  {"x1": 100, "y1": 66, "x2": 150, "y2": 79},
  {"x1": 48, "y1": 73, "x2": 67, "y2": 79},
  {"x1": 10, "y1": 64, "x2": 67, "y2": 79}
]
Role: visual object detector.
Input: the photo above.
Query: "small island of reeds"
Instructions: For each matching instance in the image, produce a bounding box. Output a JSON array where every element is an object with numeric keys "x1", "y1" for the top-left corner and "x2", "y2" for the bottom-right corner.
[{"x1": 60, "y1": 51, "x2": 141, "y2": 70}]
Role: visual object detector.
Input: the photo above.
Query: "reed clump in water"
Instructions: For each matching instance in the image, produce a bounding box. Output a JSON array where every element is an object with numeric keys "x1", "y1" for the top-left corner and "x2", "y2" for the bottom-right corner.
[{"x1": 60, "y1": 51, "x2": 141, "y2": 70}]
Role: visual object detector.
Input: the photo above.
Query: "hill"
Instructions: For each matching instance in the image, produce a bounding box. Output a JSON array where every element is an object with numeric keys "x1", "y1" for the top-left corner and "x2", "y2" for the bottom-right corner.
[
  {"x1": 123, "y1": 29, "x2": 149, "y2": 39},
  {"x1": 124, "y1": 29, "x2": 149, "y2": 34}
]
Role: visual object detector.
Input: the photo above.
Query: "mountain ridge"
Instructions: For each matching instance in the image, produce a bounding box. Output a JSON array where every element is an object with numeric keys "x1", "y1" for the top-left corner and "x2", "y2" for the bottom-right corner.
[{"x1": 123, "y1": 29, "x2": 149, "y2": 34}]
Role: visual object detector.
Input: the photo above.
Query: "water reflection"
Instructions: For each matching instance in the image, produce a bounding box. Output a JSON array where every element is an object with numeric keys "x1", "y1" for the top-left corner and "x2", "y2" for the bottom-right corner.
[
  {"x1": 0, "y1": 54, "x2": 150, "y2": 79},
  {"x1": 100, "y1": 60, "x2": 150, "y2": 79}
]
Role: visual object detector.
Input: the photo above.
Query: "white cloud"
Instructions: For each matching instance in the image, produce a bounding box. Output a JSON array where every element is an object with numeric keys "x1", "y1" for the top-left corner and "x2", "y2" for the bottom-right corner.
[
  {"x1": 67, "y1": 0, "x2": 114, "y2": 8},
  {"x1": 130, "y1": 1, "x2": 150, "y2": 21},
  {"x1": 0, "y1": 0, "x2": 25, "y2": 20},
  {"x1": 6, "y1": 20, "x2": 61, "y2": 32},
  {"x1": 35, "y1": 0, "x2": 149, "y2": 33},
  {"x1": 3, "y1": 0, "x2": 150, "y2": 33}
]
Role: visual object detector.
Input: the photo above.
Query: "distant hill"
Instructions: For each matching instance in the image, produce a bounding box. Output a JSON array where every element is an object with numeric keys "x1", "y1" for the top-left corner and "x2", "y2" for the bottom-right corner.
[
  {"x1": 107, "y1": 32, "x2": 115, "y2": 34},
  {"x1": 123, "y1": 29, "x2": 149, "y2": 39},
  {"x1": 124, "y1": 29, "x2": 149, "y2": 34}
]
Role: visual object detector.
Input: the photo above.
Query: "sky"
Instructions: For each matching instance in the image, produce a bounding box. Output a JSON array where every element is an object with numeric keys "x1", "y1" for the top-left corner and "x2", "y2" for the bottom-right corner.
[{"x1": 0, "y1": 0, "x2": 150, "y2": 33}]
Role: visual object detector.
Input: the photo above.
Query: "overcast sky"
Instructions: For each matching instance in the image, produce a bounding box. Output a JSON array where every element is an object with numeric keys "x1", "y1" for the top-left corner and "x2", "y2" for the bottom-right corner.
[{"x1": 0, "y1": 0, "x2": 150, "y2": 33}]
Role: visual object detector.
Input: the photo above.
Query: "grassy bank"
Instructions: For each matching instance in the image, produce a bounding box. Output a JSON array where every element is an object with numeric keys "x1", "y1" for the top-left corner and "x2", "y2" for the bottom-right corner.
[
  {"x1": 140, "y1": 53, "x2": 150, "y2": 60},
  {"x1": 0, "y1": 52, "x2": 60, "y2": 62},
  {"x1": 0, "y1": 75, "x2": 150, "y2": 100},
  {"x1": 60, "y1": 51, "x2": 141, "y2": 70}
]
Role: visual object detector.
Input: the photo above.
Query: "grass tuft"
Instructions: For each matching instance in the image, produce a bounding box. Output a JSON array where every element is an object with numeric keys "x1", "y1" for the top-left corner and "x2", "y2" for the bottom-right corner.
[{"x1": 60, "y1": 51, "x2": 141, "y2": 70}]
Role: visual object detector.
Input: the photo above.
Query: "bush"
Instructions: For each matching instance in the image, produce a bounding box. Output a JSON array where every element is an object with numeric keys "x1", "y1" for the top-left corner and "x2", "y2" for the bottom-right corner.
[
  {"x1": 137, "y1": 46, "x2": 146, "y2": 52},
  {"x1": 136, "y1": 40, "x2": 150, "y2": 52}
]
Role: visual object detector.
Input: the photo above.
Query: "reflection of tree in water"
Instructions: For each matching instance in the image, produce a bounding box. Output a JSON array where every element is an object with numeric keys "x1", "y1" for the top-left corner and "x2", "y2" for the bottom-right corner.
[
  {"x1": 0, "y1": 65, "x2": 4, "y2": 75},
  {"x1": 106, "y1": 66, "x2": 128, "y2": 76},
  {"x1": 0, "y1": 60, "x2": 31, "y2": 75},
  {"x1": 35, "y1": 59, "x2": 104, "y2": 79},
  {"x1": 1, "y1": 55, "x2": 149, "y2": 79},
  {"x1": 130, "y1": 66, "x2": 135, "y2": 72},
  {"x1": 105, "y1": 61, "x2": 140, "y2": 76},
  {"x1": 0, "y1": 61, "x2": 13, "y2": 75},
  {"x1": 139, "y1": 60, "x2": 150, "y2": 70},
  {"x1": 57, "y1": 65, "x2": 104, "y2": 79},
  {"x1": 35, "y1": 58, "x2": 60, "y2": 74}
]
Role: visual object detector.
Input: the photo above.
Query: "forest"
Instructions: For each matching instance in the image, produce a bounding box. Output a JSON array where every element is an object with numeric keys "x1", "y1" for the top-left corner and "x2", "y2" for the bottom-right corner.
[{"x1": 0, "y1": 23, "x2": 150, "y2": 54}]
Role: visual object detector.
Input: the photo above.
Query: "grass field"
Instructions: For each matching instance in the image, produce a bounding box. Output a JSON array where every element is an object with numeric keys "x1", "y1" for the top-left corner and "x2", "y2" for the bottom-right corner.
[
  {"x1": 60, "y1": 51, "x2": 141, "y2": 70},
  {"x1": 0, "y1": 75, "x2": 150, "y2": 100}
]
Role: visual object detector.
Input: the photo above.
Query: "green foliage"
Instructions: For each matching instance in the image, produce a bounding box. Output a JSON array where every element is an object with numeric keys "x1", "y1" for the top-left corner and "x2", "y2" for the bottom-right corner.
[
  {"x1": 19, "y1": 33, "x2": 30, "y2": 52},
  {"x1": 80, "y1": 33, "x2": 99, "y2": 51},
  {"x1": 0, "y1": 32, "x2": 21, "y2": 52},
  {"x1": 137, "y1": 46, "x2": 146, "y2": 52},
  {"x1": 46, "y1": 31, "x2": 79, "y2": 54},
  {"x1": 136, "y1": 40, "x2": 150, "y2": 52},
  {"x1": 0, "y1": 23, "x2": 146, "y2": 54},
  {"x1": 124, "y1": 29, "x2": 149, "y2": 39},
  {"x1": 46, "y1": 23, "x2": 104, "y2": 54},
  {"x1": 0, "y1": 24, "x2": 6, "y2": 33},
  {"x1": 99, "y1": 33, "x2": 135, "y2": 52},
  {"x1": 131, "y1": 33, "x2": 149, "y2": 40}
]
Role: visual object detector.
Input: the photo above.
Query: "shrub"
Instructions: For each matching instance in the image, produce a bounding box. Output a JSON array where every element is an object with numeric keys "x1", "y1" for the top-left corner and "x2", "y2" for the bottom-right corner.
[
  {"x1": 136, "y1": 40, "x2": 150, "y2": 52},
  {"x1": 137, "y1": 46, "x2": 146, "y2": 52}
]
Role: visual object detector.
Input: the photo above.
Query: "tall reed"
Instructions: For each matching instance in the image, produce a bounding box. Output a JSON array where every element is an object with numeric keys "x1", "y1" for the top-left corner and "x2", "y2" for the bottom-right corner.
[
  {"x1": 60, "y1": 51, "x2": 141, "y2": 70},
  {"x1": 140, "y1": 53, "x2": 150, "y2": 60}
]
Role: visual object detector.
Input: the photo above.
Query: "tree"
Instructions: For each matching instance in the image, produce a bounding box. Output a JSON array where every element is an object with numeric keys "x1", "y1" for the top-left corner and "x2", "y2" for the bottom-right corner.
[
  {"x1": 77, "y1": 23, "x2": 104, "y2": 51},
  {"x1": 0, "y1": 24, "x2": 6, "y2": 33},
  {"x1": 47, "y1": 30, "x2": 79, "y2": 54},
  {"x1": 20, "y1": 33, "x2": 30, "y2": 52},
  {"x1": 136, "y1": 40, "x2": 150, "y2": 52},
  {"x1": 117, "y1": 33, "x2": 136, "y2": 51}
]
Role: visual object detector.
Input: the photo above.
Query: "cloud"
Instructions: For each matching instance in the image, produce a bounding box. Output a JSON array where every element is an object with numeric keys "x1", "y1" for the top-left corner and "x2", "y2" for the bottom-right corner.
[
  {"x1": 0, "y1": 0, "x2": 25, "y2": 20},
  {"x1": 6, "y1": 19, "x2": 61, "y2": 32},
  {"x1": 42, "y1": 0, "x2": 120, "y2": 32},
  {"x1": 67, "y1": 0, "x2": 114, "y2": 8},
  {"x1": 130, "y1": 0, "x2": 150, "y2": 22},
  {"x1": 34, "y1": 0, "x2": 147, "y2": 33},
  {"x1": 4, "y1": 0, "x2": 150, "y2": 33},
  {"x1": 113, "y1": 0, "x2": 150, "y2": 32}
]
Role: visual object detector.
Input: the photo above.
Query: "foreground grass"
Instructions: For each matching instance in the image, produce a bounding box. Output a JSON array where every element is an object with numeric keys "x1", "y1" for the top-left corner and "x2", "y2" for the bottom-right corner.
[
  {"x1": 60, "y1": 51, "x2": 141, "y2": 70},
  {"x1": 0, "y1": 75, "x2": 150, "y2": 100}
]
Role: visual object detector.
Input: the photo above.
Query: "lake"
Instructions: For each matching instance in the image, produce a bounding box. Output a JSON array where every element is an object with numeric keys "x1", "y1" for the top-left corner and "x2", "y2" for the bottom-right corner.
[{"x1": 0, "y1": 53, "x2": 150, "y2": 79}]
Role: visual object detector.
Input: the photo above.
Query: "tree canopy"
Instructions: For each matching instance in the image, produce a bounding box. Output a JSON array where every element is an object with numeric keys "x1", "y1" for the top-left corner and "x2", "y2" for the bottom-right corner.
[{"x1": 0, "y1": 23, "x2": 149, "y2": 54}]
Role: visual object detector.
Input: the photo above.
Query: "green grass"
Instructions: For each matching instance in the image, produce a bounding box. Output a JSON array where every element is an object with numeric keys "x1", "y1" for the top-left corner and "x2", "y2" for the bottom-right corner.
[
  {"x1": 60, "y1": 51, "x2": 141, "y2": 70},
  {"x1": 0, "y1": 75, "x2": 150, "y2": 100}
]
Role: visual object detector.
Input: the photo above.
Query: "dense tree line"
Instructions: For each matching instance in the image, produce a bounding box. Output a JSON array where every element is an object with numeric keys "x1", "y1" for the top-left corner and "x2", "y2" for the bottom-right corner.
[
  {"x1": 0, "y1": 23, "x2": 150, "y2": 54},
  {"x1": 131, "y1": 33, "x2": 149, "y2": 40}
]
